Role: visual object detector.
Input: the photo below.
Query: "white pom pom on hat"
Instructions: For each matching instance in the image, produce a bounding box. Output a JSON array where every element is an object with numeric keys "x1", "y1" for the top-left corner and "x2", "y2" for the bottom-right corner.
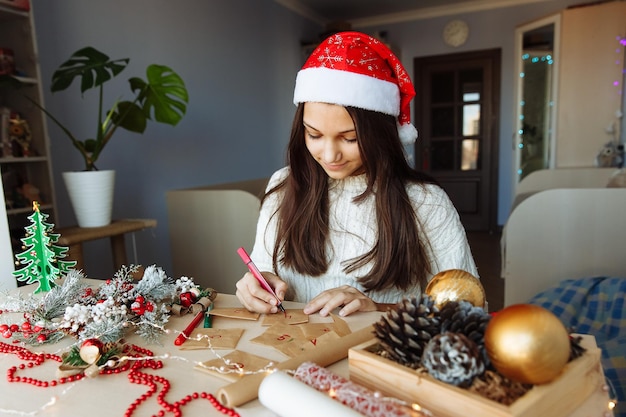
[{"x1": 294, "y1": 31, "x2": 418, "y2": 145}]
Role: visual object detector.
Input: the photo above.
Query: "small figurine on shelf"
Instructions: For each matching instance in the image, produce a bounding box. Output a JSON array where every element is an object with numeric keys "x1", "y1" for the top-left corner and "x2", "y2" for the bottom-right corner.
[
  {"x1": 0, "y1": 106, "x2": 12, "y2": 157},
  {"x1": 0, "y1": 47, "x2": 15, "y2": 75},
  {"x1": 12, "y1": 201, "x2": 77, "y2": 293},
  {"x1": 9, "y1": 113, "x2": 33, "y2": 157},
  {"x1": 17, "y1": 183, "x2": 40, "y2": 205}
]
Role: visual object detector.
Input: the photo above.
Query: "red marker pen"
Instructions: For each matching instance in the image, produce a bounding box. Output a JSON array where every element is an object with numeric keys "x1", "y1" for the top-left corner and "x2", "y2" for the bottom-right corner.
[
  {"x1": 237, "y1": 247, "x2": 286, "y2": 314},
  {"x1": 174, "y1": 310, "x2": 205, "y2": 346}
]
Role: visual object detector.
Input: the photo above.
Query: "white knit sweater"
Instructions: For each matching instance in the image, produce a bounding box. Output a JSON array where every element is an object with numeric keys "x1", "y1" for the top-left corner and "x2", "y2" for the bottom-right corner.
[{"x1": 250, "y1": 167, "x2": 478, "y2": 304}]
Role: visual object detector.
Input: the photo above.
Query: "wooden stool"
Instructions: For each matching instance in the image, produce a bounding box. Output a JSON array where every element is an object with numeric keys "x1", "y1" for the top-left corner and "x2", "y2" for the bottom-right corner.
[{"x1": 56, "y1": 219, "x2": 157, "y2": 271}]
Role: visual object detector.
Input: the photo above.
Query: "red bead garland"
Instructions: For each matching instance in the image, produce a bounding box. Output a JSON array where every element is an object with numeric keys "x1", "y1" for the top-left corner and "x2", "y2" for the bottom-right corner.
[{"x1": 0, "y1": 341, "x2": 240, "y2": 417}]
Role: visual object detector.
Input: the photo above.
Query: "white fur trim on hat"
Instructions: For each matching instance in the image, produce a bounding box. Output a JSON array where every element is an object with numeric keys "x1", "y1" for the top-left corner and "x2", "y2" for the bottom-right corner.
[
  {"x1": 294, "y1": 67, "x2": 400, "y2": 116},
  {"x1": 398, "y1": 122, "x2": 418, "y2": 145}
]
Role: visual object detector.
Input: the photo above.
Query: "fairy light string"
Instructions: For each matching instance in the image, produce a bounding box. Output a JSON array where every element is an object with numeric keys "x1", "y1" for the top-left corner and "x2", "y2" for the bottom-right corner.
[
  {"x1": 0, "y1": 338, "x2": 242, "y2": 417},
  {"x1": 0, "y1": 265, "x2": 240, "y2": 417},
  {"x1": 1, "y1": 265, "x2": 620, "y2": 416}
]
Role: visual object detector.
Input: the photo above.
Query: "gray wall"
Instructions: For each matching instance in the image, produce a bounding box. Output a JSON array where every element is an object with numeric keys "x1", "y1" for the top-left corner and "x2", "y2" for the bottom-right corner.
[
  {"x1": 32, "y1": 0, "x2": 319, "y2": 279},
  {"x1": 31, "y1": 0, "x2": 591, "y2": 280}
]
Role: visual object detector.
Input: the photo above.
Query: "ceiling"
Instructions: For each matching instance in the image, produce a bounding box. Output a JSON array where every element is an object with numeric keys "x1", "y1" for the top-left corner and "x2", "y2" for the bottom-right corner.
[{"x1": 274, "y1": 0, "x2": 553, "y2": 27}]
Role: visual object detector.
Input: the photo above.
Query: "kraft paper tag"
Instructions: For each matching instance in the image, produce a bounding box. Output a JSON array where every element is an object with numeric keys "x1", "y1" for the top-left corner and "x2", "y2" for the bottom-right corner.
[
  {"x1": 329, "y1": 313, "x2": 351, "y2": 337},
  {"x1": 299, "y1": 322, "x2": 336, "y2": 339},
  {"x1": 195, "y1": 350, "x2": 273, "y2": 382},
  {"x1": 178, "y1": 328, "x2": 244, "y2": 350},
  {"x1": 261, "y1": 309, "x2": 309, "y2": 326},
  {"x1": 209, "y1": 308, "x2": 260, "y2": 321},
  {"x1": 250, "y1": 322, "x2": 310, "y2": 357},
  {"x1": 300, "y1": 330, "x2": 341, "y2": 352}
]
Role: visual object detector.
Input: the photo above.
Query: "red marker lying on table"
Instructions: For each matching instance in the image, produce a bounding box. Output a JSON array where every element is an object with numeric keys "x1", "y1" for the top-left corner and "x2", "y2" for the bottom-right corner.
[
  {"x1": 237, "y1": 247, "x2": 286, "y2": 315},
  {"x1": 174, "y1": 310, "x2": 205, "y2": 346}
]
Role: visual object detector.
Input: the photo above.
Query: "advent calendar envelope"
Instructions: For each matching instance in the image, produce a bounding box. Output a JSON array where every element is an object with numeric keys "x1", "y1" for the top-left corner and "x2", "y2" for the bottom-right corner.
[
  {"x1": 299, "y1": 322, "x2": 336, "y2": 339},
  {"x1": 178, "y1": 328, "x2": 244, "y2": 350},
  {"x1": 261, "y1": 309, "x2": 308, "y2": 326},
  {"x1": 250, "y1": 322, "x2": 309, "y2": 356},
  {"x1": 209, "y1": 308, "x2": 260, "y2": 320},
  {"x1": 195, "y1": 350, "x2": 273, "y2": 382}
]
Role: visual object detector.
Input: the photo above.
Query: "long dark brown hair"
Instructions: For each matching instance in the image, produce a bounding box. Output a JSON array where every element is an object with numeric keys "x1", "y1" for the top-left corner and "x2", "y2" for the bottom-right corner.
[{"x1": 264, "y1": 104, "x2": 438, "y2": 292}]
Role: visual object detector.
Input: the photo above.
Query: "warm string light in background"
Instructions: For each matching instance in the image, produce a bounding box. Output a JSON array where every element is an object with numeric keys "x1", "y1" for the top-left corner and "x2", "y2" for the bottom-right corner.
[
  {"x1": 615, "y1": 35, "x2": 626, "y2": 88},
  {"x1": 614, "y1": 35, "x2": 625, "y2": 105}
]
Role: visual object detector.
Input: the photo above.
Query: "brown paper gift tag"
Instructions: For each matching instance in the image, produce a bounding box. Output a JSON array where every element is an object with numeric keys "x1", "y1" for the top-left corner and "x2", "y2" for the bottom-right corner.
[
  {"x1": 209, "y1": 308, "x2": 260, "y2": 321},
  {"x1": 296, "y1": 314, "x2": 350, "y2": 339},
  {"x1": 298, "y1": 330, "x2": 341, "y2": 352},
  {"x1": 178, "y1": 328, "x2": 244, "y2": 350},
  {"x1": 249, "y1": 322, "x2": 310, "y2": 357},
  {"x1": 329, "y1": 313, "x2": 352, "y2": 337},
  {"x1": 194, "y1": 350, "x2": 273, "y2": 382},
  {"x1": 261, "y1": 309, "x2": 308, "y2": 326},
  {"x1": 299, "y1": 322, "x2": 336, "y2": 339}
]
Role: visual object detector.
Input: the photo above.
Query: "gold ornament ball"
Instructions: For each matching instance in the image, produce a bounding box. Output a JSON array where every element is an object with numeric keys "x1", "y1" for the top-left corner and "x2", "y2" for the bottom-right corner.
[
  {"x1": 484, "y1": 304, "x2": 570, "y2": 385},
  {"x1": 425, "y1": 269, "x2": 485, "y2": 308}
]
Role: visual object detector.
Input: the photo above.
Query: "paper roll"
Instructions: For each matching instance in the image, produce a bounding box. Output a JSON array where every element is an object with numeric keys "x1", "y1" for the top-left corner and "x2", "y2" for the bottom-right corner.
[
  {"x1": 295, "y1": 362, "x2": 421, "y2": 417},
  {"x1": 259, "y1": 371, "x2": 363, "y2": 417},
  {"x1": 216, "y1": 324, "x2": 374, "y2": 407}
]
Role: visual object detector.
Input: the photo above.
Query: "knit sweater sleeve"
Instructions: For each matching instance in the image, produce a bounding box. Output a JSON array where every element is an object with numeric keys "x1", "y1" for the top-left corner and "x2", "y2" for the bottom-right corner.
[{"x1": 412, "y1": 183, "x2": 479, "y2": 279}]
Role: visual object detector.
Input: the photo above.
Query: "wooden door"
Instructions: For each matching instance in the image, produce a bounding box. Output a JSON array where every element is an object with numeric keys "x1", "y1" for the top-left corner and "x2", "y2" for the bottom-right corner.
[{"x1": 414, "y1": 49, "x2": 500, "y2": 232}]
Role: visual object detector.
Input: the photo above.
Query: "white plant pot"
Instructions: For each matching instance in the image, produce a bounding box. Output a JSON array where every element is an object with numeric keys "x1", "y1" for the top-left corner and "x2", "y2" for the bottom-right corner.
[{"x1": 62, "y1": 170, "x2": 115, "y2": 228}]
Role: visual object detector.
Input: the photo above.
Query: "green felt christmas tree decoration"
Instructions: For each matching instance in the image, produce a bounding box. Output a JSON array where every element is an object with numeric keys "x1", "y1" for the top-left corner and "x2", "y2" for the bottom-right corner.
[{"x1": 13, "y1": 201, "x2": 77, "y2": 293}]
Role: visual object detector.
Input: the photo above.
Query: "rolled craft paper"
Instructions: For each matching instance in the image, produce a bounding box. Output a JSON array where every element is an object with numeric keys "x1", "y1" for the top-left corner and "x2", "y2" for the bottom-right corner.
[
  {"x1": 295, "y1": 361, "x2": 421, "y2": 417},
  {"x1": 216, "y1": 325, "x2": 374, "y2": 407},
  {"x1": 259, "y1": 371, "x2": 363, "y2": 417}
]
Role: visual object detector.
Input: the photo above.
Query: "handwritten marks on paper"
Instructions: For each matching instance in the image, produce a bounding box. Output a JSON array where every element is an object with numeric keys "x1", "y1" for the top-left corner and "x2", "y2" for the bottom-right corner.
[
  {"x1": 189, "y1": 305, "x2": 356, "y2": 381},
  {"x1": 261, "y1": 309, "x2": 308, "y2": 326}
]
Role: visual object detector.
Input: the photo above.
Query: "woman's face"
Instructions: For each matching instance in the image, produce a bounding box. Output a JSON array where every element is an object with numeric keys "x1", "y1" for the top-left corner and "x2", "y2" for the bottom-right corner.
[{"x1": 303, "y1": 102, "x2": 364, "y2": 180}]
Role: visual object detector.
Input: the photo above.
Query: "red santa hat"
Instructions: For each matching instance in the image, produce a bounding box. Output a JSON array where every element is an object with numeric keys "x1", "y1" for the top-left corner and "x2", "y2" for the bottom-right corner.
[{"x1": 294, "y1": 31, "x2": 418, "y2": 145}]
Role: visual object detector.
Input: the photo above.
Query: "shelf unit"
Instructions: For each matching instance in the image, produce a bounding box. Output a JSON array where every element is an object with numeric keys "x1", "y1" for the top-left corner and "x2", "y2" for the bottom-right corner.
[{"x1": 0, "y1": 2, "x2": 57, "y2": 268}]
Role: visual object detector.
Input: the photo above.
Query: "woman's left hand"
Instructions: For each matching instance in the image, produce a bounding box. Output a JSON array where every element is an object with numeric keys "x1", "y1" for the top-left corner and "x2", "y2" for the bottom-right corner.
[{"x1": 303, "y1": 285, "x2": 377, "y2": 317}]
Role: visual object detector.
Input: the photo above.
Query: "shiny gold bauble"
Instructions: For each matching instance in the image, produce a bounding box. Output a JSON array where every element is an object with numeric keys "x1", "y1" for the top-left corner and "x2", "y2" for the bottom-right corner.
[
  {"x1": 425, "y1": 269, "x2": 486, "y2": 308},
  {"x1": 484, "y1": 304, "x2": 570, "y2": 385}
]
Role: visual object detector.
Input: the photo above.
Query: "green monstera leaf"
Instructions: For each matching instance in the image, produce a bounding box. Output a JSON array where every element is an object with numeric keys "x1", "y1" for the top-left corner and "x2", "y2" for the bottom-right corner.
[
  {"x1": 114, "y1": 64, "x2": 188, "y2": 133},
  {"x1": 31, "y1": 46, "x2": 188, "y2": 171},
  {"x1": 51, "y1": 47, "x2": 129, "y2": 94}
]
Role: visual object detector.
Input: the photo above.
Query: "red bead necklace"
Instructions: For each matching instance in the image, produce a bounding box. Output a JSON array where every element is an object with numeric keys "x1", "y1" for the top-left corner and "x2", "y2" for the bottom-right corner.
[{"x1": 0, "y1": 340, "x2": 240, "y2": 417}]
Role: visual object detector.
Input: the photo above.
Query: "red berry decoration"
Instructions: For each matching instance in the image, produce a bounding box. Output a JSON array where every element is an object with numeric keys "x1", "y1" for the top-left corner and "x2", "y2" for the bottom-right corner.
[
  {"x1": 179, "y1": 292, "x2": 195, "y2": 308},
  {"x1": 36, "y1": 334, "x2": 47, "y2": 343}
]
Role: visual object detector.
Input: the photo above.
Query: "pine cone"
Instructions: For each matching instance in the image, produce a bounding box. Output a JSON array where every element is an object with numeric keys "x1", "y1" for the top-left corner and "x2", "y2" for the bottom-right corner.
[
  {"x1": 373, "y1": 295, "x2": 440, "y2": 368},
  {"x1": 421, "y1": 332, "x2": 485, "y2": 387},
  {"x1": 438, "y1": 300, "x2": 492, "y2": 367}
]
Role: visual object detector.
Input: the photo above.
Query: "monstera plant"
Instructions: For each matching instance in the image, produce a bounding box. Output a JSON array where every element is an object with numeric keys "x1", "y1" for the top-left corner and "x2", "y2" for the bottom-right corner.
[
  {"x1": 31, "y1": 46, "x2": 189, "y2": 227},
  {"x1": 33, "y1": 46, "x2": 189, "y2": 171}
]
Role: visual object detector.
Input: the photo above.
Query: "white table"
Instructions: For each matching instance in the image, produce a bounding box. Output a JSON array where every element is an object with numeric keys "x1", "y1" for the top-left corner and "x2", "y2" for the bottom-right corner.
[
  {"x1": 0, "y1": 282, "x2": 614, "y2": 417},
  {"x1": 0, "y1": 283, "x2": 380, "y2": 417}
]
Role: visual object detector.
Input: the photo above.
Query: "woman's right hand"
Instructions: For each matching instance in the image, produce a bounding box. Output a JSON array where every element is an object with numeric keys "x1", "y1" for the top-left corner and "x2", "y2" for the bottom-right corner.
[{"x1": 235, "y1": 271, "x2": 288, "y2": 314}]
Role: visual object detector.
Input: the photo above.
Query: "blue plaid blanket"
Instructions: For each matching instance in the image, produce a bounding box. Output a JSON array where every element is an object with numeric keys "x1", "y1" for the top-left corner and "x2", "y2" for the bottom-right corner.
[{"x1": 529, "y1": 276, "x2": 626, "y2": 417}]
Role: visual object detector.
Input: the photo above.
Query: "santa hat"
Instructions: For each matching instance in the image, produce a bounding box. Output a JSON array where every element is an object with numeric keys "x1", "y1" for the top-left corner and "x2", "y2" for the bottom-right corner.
[{"x1": 294, "y1": 31, "x2": 418, "y2": 145}]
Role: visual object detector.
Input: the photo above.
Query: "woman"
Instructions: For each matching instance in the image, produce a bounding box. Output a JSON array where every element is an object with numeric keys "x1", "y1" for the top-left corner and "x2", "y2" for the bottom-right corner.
[{"x1": 236, "y1": 31, "x2": 477, "y2": 317}]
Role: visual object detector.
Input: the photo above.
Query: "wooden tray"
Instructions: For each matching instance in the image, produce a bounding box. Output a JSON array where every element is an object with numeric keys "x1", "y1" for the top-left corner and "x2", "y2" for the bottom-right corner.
[{"x1": 348, "y1": 338, "x2": 603, "y2": 417}]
